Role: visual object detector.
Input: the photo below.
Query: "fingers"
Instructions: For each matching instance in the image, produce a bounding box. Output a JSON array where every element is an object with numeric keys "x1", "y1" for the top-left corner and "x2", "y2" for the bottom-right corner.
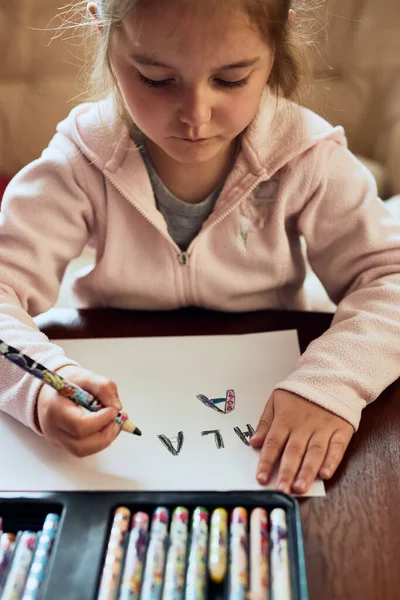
[
  {"x1": 256, "y1": 424, "x2": 290, "y2": 486},
  {"x1": 319, "y1": 428, "x2": 353, "y2": 480},
  {"x1": 62, "y1": 368, "x2": 123, "y2": 411},
  {"x1": 254, "y1": 390, "x2": 355, "y2": 494},
  {"x1": 275, "y1": 434, "x2": 313, "y2": 494},
  {"x1": 250, "y1": 400, "x2": 274, "y2": 448},
  {"x1": 290, "y1": 433, "x2": 329, "y2": 494},
  {"x1": 56, "y1": 419, "x2": 121, "y2": 457},
  {"x1": 51, "y1": 396, "x2": 119, "y2": 438},
  {"x1": 275, "y1": 427, "x2": 353, "y2": 495},
  {"x1": 37, "y1": 366, "x2": 125, "y2": 458}
]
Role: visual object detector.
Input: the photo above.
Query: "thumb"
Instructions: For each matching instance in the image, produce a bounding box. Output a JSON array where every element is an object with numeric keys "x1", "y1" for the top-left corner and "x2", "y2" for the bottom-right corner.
[{"x1": 250, "y1": 396, "x2": 274, "y2": 447}]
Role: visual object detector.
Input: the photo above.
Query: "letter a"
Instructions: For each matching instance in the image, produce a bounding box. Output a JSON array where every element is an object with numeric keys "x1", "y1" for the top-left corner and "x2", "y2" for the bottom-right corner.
[{"x1": 157, "y1": 431, "x2": 184, "y2": 456}]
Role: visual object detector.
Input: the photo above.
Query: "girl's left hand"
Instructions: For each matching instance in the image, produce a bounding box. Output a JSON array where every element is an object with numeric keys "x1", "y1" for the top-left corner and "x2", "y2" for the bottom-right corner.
[{"x1": 250, "y1": 390, "x2": 354, "y2": 494}]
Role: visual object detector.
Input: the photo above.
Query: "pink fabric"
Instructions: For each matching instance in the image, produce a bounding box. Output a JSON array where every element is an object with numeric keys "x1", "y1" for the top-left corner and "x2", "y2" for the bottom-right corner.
[{"x1": 1, "y1": 90, "x2": 400, "y2": 433}]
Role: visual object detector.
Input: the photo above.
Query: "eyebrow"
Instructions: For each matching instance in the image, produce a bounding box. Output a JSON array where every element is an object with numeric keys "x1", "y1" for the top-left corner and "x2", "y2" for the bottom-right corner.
[{"x1": 131, "y1": 54, "x2": 261, "y2": 71}]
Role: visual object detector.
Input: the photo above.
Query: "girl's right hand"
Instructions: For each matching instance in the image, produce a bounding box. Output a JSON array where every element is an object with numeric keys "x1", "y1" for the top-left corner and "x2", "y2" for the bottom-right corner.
[{"x1": 36, "y1": 365, "x2": 123, "y2": 457}]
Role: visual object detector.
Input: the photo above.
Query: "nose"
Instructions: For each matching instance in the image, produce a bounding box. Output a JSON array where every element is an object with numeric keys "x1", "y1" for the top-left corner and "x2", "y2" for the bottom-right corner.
[{"x1": 178, "y1": 85, "x2": 212, "y2": 129}]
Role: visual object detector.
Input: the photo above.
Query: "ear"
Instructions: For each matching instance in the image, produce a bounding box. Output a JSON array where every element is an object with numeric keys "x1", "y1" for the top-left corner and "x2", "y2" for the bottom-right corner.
[{"x1": 87, "y1": 2, "x2": 103, "y2": 31}]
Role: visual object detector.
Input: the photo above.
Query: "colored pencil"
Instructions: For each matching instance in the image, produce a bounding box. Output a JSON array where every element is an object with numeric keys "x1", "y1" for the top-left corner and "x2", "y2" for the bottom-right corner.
[
  {"x1": 118, "y1": 511, "x2": 149, "y2": 600},
  {"x1": 208, "y1": 508, "x2": 228, "y2": 584},
  {"x1": 140, "y1": 507, "x2": 170, "y2": 600},
  {"x1": 228, "y1": 507, "x2": 248, "y2": 600},
  {"x1": 162, "y1": 506, "x2": 189, "y2": 600},
  {"x1": 185, "y1": 507, "x2": 209, "y2": 600},
  {"x1": 270, "y1": 508, "x2": 292, "y2": 600},
  {"x1": 0, "y1": 532, "x2": 17, "y2": 593},
  {"x1": 249, "y1": 508, "x2": 269, "y2": 600},
  {"x1": 98, "y1": 507, "x2": 131, "y2": 600},
  {"x1": 0, "y1": 339, "x2": 141, "y2": 436},
  {"x1": 1, "y1": 531, "x2": 37, "y2": 600},
  {"x1": 21, "y1": 513, "x2": 60, "y2": 600}
]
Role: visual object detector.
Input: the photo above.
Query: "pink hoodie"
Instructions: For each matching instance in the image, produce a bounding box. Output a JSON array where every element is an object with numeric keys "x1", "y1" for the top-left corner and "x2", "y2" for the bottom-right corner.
[{"x1": 1, "y1": 90, "x2": 400, "y2": 433}]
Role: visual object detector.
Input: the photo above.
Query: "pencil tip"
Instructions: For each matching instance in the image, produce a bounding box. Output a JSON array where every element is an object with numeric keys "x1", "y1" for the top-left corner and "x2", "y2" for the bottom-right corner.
[{"x1": 134, "y1": 428, "x2": 142, "y2": 436}]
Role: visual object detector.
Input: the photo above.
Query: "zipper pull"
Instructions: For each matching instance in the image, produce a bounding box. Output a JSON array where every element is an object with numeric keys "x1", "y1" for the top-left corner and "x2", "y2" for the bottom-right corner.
[{"x1": 178, "y1": 251, "x2": 190, "y2": 265}]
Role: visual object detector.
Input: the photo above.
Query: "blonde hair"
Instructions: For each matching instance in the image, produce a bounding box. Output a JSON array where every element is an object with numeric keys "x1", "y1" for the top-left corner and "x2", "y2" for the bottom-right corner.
[{"x1": 57, "y1": 0, "x2": 321, "y2": 116}]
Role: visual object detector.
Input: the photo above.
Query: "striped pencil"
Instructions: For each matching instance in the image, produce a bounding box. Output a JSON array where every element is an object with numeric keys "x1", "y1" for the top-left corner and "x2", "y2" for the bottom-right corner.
[
  {"x1": 185, "y1": 507, "x2": 209, "y2": 600},
  {"x1": 162, "y1": 506, "x2": 189, "y2": 600},
  {"x1": 249, "y1": 508, "x2": 269, "y2": 600},
  {"x1": 1, "y1": 531, "x2": 37, "y2": 600},
  {"x1": 98, "y1": 507, "x2": 131, "y2": 600},
  {"x1": 0, "y1": 339, "x2": 141, "y2": 436},
  {"x1": 118, "y1": 511, "x2": 149, "y2": 600},
  {"x1": 140, "y1": 507, "x2": 170, "y2": 600},
  {"x1": 21, "y1": 513, "x2": 60, "y2": 600},
  {"x1": 270, "y1": 509, "x2": 292, "y2": 600},
  {"x1": 229, "y1": 507, "x2": 248, "y2": 600},
  {"x1": 0, "y1": 532, "x2": 17, "y2": 593}
]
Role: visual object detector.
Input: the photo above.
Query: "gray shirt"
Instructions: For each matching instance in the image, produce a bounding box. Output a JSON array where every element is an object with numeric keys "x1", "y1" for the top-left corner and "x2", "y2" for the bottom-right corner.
[{"x1": 136, "y1": 133, "x2": 224, "y2": 250}]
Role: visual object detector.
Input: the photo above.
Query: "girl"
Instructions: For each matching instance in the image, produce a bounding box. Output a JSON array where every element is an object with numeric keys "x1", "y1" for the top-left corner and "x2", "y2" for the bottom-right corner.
[{"x1": 0, "y1": 0, "x2": 399, "y2": 495}]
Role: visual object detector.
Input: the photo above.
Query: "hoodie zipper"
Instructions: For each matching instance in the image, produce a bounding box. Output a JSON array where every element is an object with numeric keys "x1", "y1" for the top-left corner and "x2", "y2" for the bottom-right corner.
[
  {"x1": 104, "y1": 172, "x2": 265, "y2": 301},
  {"x1": 104, "y1": 173, "x2": 185, "y2": 261}
]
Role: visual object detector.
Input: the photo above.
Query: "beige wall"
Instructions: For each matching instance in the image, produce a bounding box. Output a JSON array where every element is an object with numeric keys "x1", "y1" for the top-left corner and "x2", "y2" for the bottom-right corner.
[
  {"x1": 1, "y1": 0, "x2": 400, "y2": 193},
  {"x1": 0, "y1": 1, "x2": 83, "y2": 174},
  {"x1": 309, "y1": 0, "x2": 400, "y2": 194}
]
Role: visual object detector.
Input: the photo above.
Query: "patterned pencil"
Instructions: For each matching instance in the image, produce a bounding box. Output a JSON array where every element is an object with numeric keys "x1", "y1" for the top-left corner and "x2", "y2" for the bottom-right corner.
[
  {"x1": 118, "y1": 511, "x2": 149, "y2": 600},
  {"x1": 270, "y1": 509, "x2": 292, "y2": 600},
  {"x1": 21, "y1": 513, "x2": 60, "y2": 600},
  {"x1": 0, "y1": 532, "x2": 17, "y2": 593},
  {"x1": 185, "y1": 507, "x2": 209, "y2": 600},
  {"x1": 140, "y1": 506, "x2": 170, "y2": 600},
  {"x1": 249, "y1": 508, "x2": 269, "y2": 600},
  {"x1": 208, "y1": 508, "x2": 228, "y2": 584},
  {"x1": 1, "y1": 531, "x2": 37, "y2": 600},
  {"x1": 228, "y1": 507, "x2": 248, "y2": 600},
  {"x1": 98, "y1": 507, "x2": 131, "y2": 600},
  {"x1": 162, "y1": 506, "x2": 189, "y2": 600},
  {"x1": 0, "y1": 339, "x2": 141, "y2": 436}
]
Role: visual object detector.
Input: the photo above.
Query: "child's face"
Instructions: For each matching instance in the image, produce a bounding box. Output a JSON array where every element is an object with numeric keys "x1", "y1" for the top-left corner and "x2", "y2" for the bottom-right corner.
[{"x1": 110, "y1": 3, "x2": 274, "y2": 165}]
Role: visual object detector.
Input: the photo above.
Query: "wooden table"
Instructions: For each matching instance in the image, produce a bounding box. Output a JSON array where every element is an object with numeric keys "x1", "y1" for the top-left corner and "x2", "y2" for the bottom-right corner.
[{"x1": 35, "y1": 307, "x2": 400, "y2": 600}]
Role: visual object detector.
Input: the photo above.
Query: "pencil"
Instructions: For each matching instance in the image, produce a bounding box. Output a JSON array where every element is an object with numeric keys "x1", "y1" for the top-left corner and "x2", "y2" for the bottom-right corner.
[
  {"x1": 249, "y1": 508, "x2": 269, "y2": 600},
  {"x1": 140, "y1": 506, "x2": 170, "y2": 600},
  {"x1": 270, "y1": 508, "x2": 292, "y2": 600},
  {"x1": 208, "y1": 507, "x2": 228, "y2": 584},
  {"x1": 1, "y1": 531, "x2": 37, "y2": 599},
  {"x1": 118, "y1": 511, "x2": 149, "y2": 600},
  {"x1": 0, "y1": 338, "x2": 141, "y2": 436},
  {"x1": 21, "y1": 513, "x2": 60, "y2": 600},
  {"x1": 162, "y1": 506, "x2": 189, "y2": 600},
  {"x1": 185, "y1": 506, "x2": 209, "y2": 600},
  {"x1": 229, "y1": 507, "x2": 248, "y2": 600},
  {"x1": 98, "y1": 506, "x2": 131, "y2": 600}
]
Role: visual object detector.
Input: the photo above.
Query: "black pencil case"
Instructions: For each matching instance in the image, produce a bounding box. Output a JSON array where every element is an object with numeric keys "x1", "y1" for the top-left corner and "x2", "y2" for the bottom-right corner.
[{"x1": 0, "y1": 490, "x2": 308, "y2": 599}]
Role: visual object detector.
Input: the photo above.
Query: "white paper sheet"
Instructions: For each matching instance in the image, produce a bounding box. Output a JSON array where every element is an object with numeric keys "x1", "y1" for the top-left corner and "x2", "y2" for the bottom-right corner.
[{"x1": 0, "y1": 330, "x2": 325, "y2": 496}]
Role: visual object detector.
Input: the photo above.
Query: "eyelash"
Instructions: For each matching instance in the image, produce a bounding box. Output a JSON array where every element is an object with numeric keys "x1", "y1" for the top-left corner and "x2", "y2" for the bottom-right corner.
[{"x1": 135, "y1": 71, "x2": 250, "y2": 90}]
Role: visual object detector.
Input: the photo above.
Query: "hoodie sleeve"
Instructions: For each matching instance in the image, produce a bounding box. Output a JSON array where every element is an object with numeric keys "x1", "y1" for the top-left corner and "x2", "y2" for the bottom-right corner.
[
  {"x1": 0, "y1": 133, "x2": 97, "y2": 432},
  {"x1": 273, "y1": 140, "x2": 400, "y2": 430}
]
